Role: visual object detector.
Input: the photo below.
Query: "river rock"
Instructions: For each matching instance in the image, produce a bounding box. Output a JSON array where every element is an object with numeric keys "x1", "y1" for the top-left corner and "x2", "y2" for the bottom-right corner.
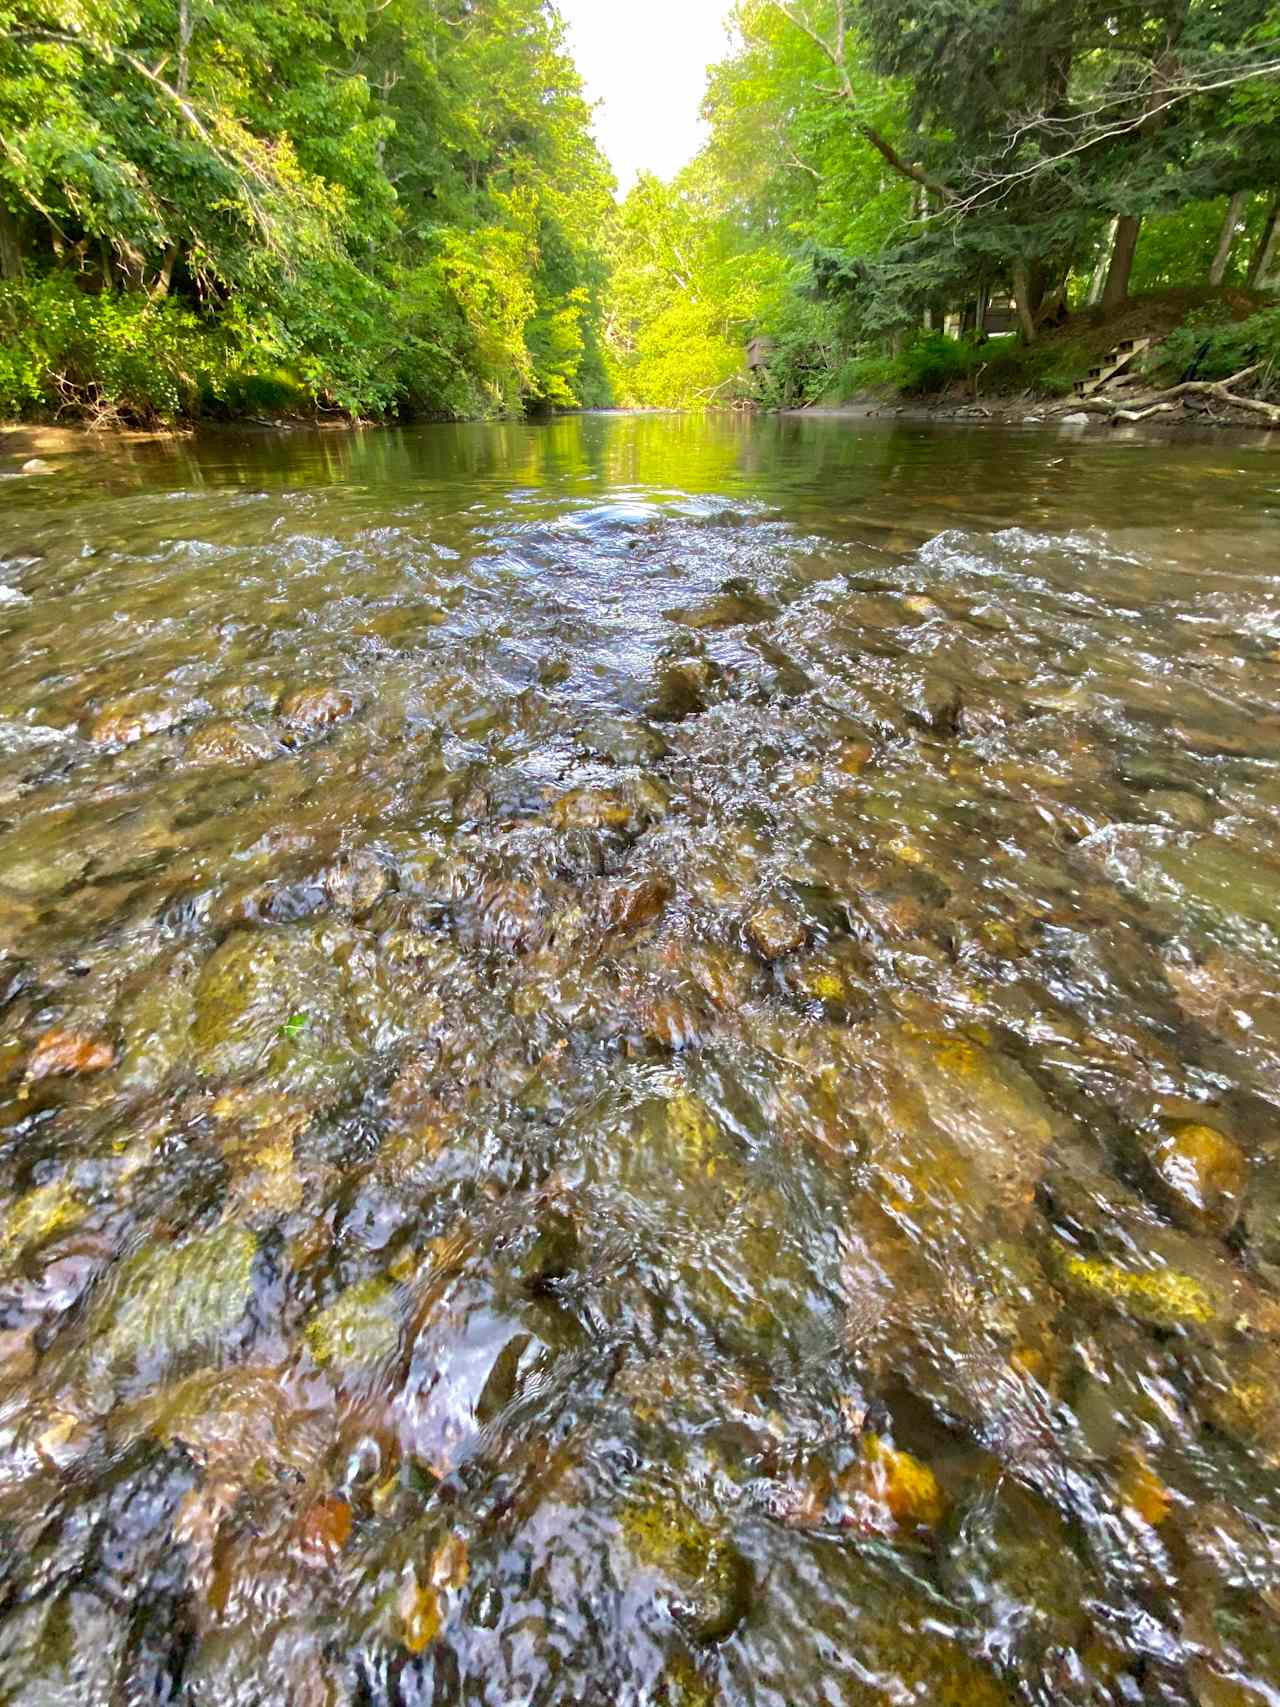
[
  {"x1": 664, "y1": 582, "x2": 777, "y2": 630},
  {"x1": 1045, "y1": 1224, "x2": 1262, "y2": 1335},
  {"x1": 870, "y1": 1026, "x2": 1065, "y2": 1222},
  {"x1": 745, "y1": 904, "x2": 807, "y2": 959},
  {"x1": 550, "y1": 788, "x2": 634, "y2": 830},
  {"x1": 601, "y1": 874, "x2": 672, "y2": 935},
  {"x1": 89, "y1": 1222, "x2": 256, "y2": 1369},
  {"x1": 649, "y1": 658, "x2": 717, "y2": 721},
  {"x1": 1140, "y1": 1119, "x2": 1247, "y2": 1235},
  {"x1": 191, "y1": 921, "x2": 372, "y2": 1092},
  {"x1": 0, "y1": 1179, "x2": 86, "y2": 1265},
  {"x1": 618, "y1": 1487, "x2": 751, "y2": 1642},
  {"x1": 835, "y1": 1432, "x2": 946, "y2": 1534},
  {"x1": 86, "y1": 698, "x2": 186, "y2": 746},
  {"x1": 305, "y1": 1275, "x2": 401, "y2": 1372},
  {"x1": 574, "y1": 717, "x2": 670, "y2": 765},
  {"x1": 278, "y1": 685, "x2": 355, "y2": 734},
  {"x1": 322, "y1": 851, "x2": 390, "y2": 916},
  {"x1": 938, "y1": 1479, "x2": 1089, "y2": 1661},
  {"x1": 184, "y1": 720, "x2": 277, "y2": 766},
  {"x1": 25, "y1": 1026, "x2": 115, "y2": 1081}
]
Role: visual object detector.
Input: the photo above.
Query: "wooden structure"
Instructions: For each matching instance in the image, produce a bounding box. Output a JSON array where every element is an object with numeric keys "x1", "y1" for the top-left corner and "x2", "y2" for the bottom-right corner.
[
  {"x1": 1072, "y1": 336, "x2": 1153, "y2": 398},
  {"x1": 746, "y1": 337, "x2": 776, "y2": 371}
]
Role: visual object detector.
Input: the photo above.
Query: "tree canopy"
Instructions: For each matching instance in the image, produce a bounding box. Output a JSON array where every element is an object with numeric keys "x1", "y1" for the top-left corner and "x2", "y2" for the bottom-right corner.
[
  {"x1": 0, "y1": 0, "x2": 615, "y2": 419},
  {"x1": 606, "y1": 0, "x2": 1280, "y2": 409}
]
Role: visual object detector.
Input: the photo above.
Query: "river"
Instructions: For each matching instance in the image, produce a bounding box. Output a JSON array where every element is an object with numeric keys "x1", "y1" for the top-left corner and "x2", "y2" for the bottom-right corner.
[{"x1": 0, "y1": 412, "x2": 1278, "y2": 1705}]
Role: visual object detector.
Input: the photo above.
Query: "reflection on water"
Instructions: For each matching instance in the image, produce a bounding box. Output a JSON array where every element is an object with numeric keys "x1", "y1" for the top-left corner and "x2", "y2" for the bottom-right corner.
[{"x1": 1, "y1": 414, "x2": 1279, "y2": 1704}]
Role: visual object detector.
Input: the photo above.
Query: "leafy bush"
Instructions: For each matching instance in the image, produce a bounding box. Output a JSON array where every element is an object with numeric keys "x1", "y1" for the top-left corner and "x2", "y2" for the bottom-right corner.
[
  {"x1": 893, "y1": 333, "x2": 980, "y2": 395},
  {"x1": 1157, "y1": 307, "x2": 1280, "y2": 388},
  {"x1": 0, "y1": 274, "x2": 225, "y2": 422}
]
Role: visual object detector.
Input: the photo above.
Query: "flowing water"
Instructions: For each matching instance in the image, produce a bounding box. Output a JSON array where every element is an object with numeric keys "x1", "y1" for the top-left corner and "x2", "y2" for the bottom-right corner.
[{"x1": 1, "y1": 412, "x2": 1280, "y2": 1705}]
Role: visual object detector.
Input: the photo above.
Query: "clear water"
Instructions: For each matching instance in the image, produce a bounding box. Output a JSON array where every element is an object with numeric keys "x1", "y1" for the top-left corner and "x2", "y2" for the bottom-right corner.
[{"x1": 0, "y1": 413, "x2": 1279, "y2": 1705}]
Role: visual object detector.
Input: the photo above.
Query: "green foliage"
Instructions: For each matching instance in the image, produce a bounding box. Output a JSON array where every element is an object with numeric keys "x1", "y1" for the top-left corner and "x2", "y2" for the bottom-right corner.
[
  {"x1": 0, "y1": 0, "x2": 616, "y2": 422},
  {"x1": 606, "y1": 166, "x2": 788, "y2": 407},
  {"x1": 0, "y1": 273, "x2": 224, "y2": 419},
  {"x1": 1158, "y1": 305, "x2": 1280, "y2": 384},
  {"x1": 612, "y1": 0, "x2": 1280, "y2": 410}
]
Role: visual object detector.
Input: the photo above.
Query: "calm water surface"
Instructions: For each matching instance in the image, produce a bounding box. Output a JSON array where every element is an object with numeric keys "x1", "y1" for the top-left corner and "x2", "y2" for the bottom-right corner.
[{"x1": 0, "y1": 414, "x2": 1279, "y2": 1704}]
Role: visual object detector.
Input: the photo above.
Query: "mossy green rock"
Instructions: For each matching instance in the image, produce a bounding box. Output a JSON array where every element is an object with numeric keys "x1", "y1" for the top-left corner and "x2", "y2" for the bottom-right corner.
[
  {"x1": 1046, "y1": 1231, "x2": 1236, "y2": 1331},
  {"x1": 305, "y1": 1275, "x2": 401, "y2": 1370},
  {"x1": 93, "y1": 1223, "x2": 256, "y2": 1367},
  {"x1": 192, "y1": 925, "x2": 344, "y2": 1079},
  {"x1": 619, "y1": 1488, "x2": 750, "y2": 1643}
]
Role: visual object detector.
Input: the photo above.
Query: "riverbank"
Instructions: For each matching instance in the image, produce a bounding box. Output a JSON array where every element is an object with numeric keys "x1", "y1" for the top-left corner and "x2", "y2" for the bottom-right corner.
[
  {"x1": 786, "y1": 285, "x2": 1280, "y2": 433},
  {"x1": 787, "y1": 393, "x2": 1280, "y2": 432}
]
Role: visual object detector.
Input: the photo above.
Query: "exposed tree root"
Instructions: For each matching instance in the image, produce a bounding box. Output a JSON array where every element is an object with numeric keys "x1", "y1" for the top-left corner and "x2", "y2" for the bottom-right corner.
[{"x1": 1056, "y1": 363, "x2": 1280, "y2": 425}]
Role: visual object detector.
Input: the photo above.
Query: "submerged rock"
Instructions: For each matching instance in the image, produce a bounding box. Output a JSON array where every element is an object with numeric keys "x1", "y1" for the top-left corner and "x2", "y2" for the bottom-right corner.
[
  {"x1": 575, "y1": 717, "x2": 670, "y2": 765},
  {"x1": 184, "y1": 720, "x2": 277, "y2": 766},
  {"x1": 619, "y1": 1487, "x2": 751, "y2": 1642},
  {"x1": 550, "y1": 788, "x2": 634, "y2": 831},
  {"x1": 190, "y1": 922, "x2": 373, "y2": 1089},
  {"x1": 322, "y1": 851, "x2": 390, "y2": 916},
  {"x1": 873, "y1": 1026, "x2": 1064, "y2": 1222},
  {"x1": 25, "y1": 1027, "x2": 115, "y2": 1082},
  {"x1": 278, "y1": 685, "x2": 355, "y2": 734},
  {"x1": 305, "y1": 1275, "x2": 401, "y2": 1372},
  {"x1": 1140, "y1": 1119, "x2": 1247, "y2": 1235},
  {"x1": 0, "y1": 1180, "x2": 86, "y2": 1265},
  {"x1": 835, "y1": 1432, "x2": 946, "y2": 1534},
  {"x1": 745, "y1": 905, "x2": 807, "y2": 960},
  {"x1": 86, "y1": 698, "x2": 187, "y2": 746},
  {"x1": 90, "y1": 1223, "x2": 256, "y2": 1369},
  {"x1": 601, "y1": 874, "x2": 672, "y2": 935}
]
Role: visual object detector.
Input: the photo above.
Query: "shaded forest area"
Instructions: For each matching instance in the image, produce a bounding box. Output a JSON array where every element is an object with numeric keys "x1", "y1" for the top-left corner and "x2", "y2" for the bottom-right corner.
[{"x1": 2, "y1": 0, "x2": 1280, "y2": 423}]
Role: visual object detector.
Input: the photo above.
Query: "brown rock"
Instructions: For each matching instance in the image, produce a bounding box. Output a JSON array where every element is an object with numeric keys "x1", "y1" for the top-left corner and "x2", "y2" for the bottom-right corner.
[
  {"x1": 323, "y1": 852, "x2": 390, "y2": 916},
  {"x1": 1145, "y1": 1120, "x2": 1247, "y2": 1235},
  {"x1": 185, "y1": 720, "x2": 276, "y2": 766},
  {"x1": 836, "y1": 739, "x2": 874, "y2": 775},
  {"x1": 640, "y1": 996, "x2": 702, "y2": 1051},
  {"x1": 26, "y1": 1027, "x2": 115, "y2": 1081},
  {"x1": 550, "y1": 789, "x2": 632, "y2": 830},
  {"x1": 87, "y1": 700, "x2": 184, "y2": 747},
  {"x1": 278, "y1": 685, "x2": 355, "y2": 733},
  {"x1": 745, "y1": 905, "x2": 807, "y2": 959},
  {"x1": 602, "y1": 874, "x2": 672, "y2": 935},
  {"x1": 294, "y1": 1494, "x2": 353, "y2": 1567}
]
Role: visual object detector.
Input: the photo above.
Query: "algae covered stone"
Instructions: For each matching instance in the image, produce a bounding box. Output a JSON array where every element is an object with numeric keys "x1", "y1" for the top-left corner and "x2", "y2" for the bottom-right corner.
[
  {"x1": 619, "y1": 1487, "x2": 751, "y2": 1643},
  {"x1": 92, "y1": 1223, "x2": 256, "y2": 1368},
  {"x1": 1047, "y1": 1242, "x2": 1223, "y2": 1330},
  {"x1": 305, "y1": 1275, "x2": 401, "y2": 1371}
]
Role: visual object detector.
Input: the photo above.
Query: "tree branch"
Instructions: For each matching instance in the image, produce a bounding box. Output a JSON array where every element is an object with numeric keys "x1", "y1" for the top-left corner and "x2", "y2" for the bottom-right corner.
[{"x1": 756, "y1": 0, "x2": 956, "y2": 203}]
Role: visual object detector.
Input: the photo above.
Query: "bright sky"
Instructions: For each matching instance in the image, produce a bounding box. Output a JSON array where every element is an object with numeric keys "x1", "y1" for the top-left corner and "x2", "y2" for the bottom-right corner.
[{"x1": 557, "y1": 1, "x2": 735, "y2": 193}]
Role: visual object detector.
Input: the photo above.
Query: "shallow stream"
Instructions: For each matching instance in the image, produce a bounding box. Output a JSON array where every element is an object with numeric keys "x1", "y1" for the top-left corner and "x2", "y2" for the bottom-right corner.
[{"x1": 1, "y1": 413, "x2": 1279, "y2": 1704}]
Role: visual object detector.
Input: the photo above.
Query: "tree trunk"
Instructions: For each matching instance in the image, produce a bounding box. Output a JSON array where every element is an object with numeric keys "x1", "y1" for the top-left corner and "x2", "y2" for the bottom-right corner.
[
  {"x1": 1248, "y1": 195, "x2": 1280, "y2": 289},
  {"x1": 177, "y1": 0, "x2": 192, "y2": 95},
  {"x1": 1101, "y1": 215, "x2": 1141, "y2": 310},
  {"x1": 0, "y1": 205, "x2": 20, "y2": 282},
  {"x1": 1088, "y1": 220, "x2": 1117, "y2": 305},
  {"x1": 151, "y1": 242, "x2": 180, "y2": 300},
  {"x1": 1209, "y1": 191, "x2": 1247, "y2": 285},
  {"x1": 1011, "y1": 259, "x2": 1037, "y2": 343}
]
